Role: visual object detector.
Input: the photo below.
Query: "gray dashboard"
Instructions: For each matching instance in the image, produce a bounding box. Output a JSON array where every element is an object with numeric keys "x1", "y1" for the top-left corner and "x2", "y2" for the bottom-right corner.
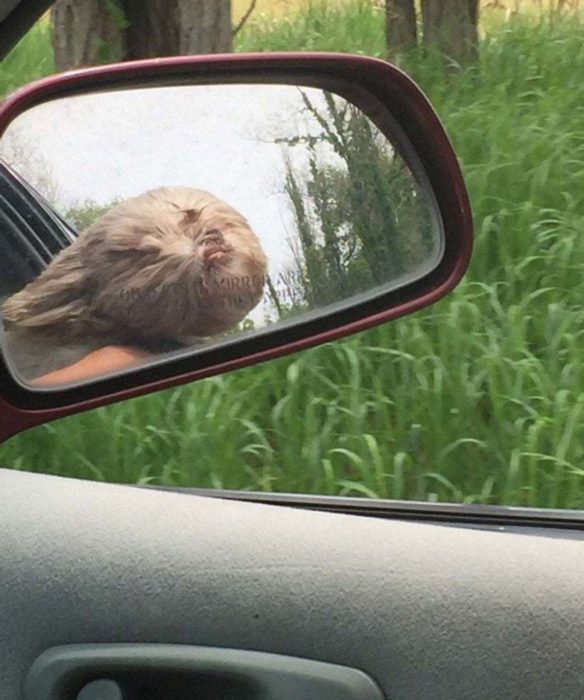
[{"x1": 1, "y1": 468, "x2": 583, "y2": 699}]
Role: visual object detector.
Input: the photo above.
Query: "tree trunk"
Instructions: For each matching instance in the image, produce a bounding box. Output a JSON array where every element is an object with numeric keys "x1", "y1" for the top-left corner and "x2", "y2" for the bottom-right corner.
[
  {"x1": 51, "y1": 0, "x2": 126, "y2": 71},
  {"x1": 177, "y1": 0, "x2": 233, "y2": 54},
  {"x1": 385, "y1": 0, "x2": 417, "y2": 59},
  {"x1": 51, "y1": 0, "x2": 233, "y2": 72},
  {"x1": 124, "y1": 0, "x2": 232, "y2": 58},
  {"x1": 421, "y1": 0, "x2": 480, "y2": 67},
  {"x1": 124, "y1": 0, "x2": 181, "y2": 59}
]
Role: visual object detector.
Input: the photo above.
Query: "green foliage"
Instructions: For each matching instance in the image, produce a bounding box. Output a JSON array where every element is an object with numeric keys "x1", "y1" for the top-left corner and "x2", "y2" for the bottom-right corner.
[
  {"x1": 0, "y1": 21, "x2": 53, "y2": 96},
  {"x1": 1, "y1": 7, "x2": 583, "y2": 508},
  {"x1": 95, "y1": 37, "x2": 119, "y2": 65},
  {"x1": 236, "y1": 0, "x2": 386, "y2": 54},
  {"x1": 102, "y1": 0, "x2": 130, "y2": 30}
]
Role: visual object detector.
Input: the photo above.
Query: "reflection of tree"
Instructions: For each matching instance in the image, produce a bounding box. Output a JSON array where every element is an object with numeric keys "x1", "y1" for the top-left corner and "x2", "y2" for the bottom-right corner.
[
  {"x1": 278, "y1": 91, "x2": 435, "y2": 312},
  {"x1": 0, "y1": 131, "x2": 61, "y2": 207},
  {"x1": 65, "y1": 199, "x2": 120, "y2": 231}
]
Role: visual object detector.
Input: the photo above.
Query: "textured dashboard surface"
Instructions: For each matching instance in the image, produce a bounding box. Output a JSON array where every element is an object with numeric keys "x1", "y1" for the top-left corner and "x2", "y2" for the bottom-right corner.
[{"x1": 1, "y1": 467, "x2": 583, "y2": 700}]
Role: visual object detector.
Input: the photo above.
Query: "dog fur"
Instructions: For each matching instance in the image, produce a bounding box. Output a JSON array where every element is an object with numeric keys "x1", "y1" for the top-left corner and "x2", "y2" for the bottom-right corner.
[{"x1": 2, "y1": 186, "x2": 267, "y2": 380}]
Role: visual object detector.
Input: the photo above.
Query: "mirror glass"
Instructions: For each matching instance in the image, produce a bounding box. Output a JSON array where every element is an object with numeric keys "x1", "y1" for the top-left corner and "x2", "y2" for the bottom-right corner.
[{"x1": 0, "y1": 83, "x2": 443, "y2": 386}]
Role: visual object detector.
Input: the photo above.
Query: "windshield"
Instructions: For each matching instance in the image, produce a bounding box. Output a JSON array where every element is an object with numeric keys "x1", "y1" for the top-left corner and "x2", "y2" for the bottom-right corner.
[{"x1": 0, "y1": 2, "x2": 582, "y2": 511}]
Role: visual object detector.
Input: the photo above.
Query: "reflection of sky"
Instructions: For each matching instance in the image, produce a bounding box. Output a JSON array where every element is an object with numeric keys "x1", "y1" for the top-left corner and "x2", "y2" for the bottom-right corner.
[{"x1": 0, "y1": 85, "x2": 347, "y2": 323}]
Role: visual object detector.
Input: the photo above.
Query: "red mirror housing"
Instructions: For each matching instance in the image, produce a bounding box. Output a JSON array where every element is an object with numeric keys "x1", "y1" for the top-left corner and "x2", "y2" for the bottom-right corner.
[{"x1": 0, "y1": 52, "x2": 472, "y2": 441}]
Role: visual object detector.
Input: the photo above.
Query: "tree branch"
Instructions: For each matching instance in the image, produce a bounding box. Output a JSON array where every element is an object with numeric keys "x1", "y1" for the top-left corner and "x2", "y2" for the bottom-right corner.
[{"x1": 232, "y1": 0, "x2": 257, "y2": 37}]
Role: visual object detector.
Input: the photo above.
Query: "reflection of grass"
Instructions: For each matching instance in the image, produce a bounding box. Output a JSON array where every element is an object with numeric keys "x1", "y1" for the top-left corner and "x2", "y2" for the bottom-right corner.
[{"x1": 1, "y1": 5, "x2": 584, "y2": 508}]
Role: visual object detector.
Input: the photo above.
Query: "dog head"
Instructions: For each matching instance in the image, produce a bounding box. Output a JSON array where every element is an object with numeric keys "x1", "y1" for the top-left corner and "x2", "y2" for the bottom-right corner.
[{"x1": 2, "y1": 187, "x2": 268, "y2": 347}]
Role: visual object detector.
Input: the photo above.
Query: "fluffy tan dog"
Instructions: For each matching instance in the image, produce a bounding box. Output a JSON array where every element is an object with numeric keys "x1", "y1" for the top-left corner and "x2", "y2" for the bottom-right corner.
[{"x1": 2, "y1": 186, "x2": 267, "y2": 380}]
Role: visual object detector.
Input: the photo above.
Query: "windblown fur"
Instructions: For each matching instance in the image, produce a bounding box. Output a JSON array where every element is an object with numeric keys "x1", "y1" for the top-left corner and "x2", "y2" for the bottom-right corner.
[{"x1": 2, "y1": 186, "x2": 267, "y2": 380}]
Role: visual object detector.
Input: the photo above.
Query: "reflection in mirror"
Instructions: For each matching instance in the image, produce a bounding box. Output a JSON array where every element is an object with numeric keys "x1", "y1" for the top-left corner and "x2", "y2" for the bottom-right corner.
[{"x1": 0, "y1": 84, "x2": 442, "y2": 386}]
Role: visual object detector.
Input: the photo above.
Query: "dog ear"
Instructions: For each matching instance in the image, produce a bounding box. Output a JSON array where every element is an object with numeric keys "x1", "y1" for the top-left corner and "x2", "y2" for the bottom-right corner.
[{"x1": 2, "y1": 244, "x2": 89, "y2": 330}]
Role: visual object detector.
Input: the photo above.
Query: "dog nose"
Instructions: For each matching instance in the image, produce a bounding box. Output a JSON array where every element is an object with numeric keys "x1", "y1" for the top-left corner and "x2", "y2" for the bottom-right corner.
[{"x1": 201, "y1": 229, "x2": 224, "y2": 245}]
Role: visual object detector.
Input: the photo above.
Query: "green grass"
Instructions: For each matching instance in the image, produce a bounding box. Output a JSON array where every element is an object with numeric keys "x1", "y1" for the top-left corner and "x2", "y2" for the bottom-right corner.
[
  {"x1": 237, "y1": 0, "x2": 387, "y2": 54},
  {"x1": 0, "y1": 20, "x2": 53, "y2": 93},
  {"x1": 1, "y1": 6, "x2": 583, "y2": 508}
]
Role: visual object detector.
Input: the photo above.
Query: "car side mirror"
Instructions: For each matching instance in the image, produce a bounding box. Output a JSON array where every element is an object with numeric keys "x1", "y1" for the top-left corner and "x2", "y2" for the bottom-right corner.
[{"x1": 0, "y1": 52, "x2": 472, "y2": 441}]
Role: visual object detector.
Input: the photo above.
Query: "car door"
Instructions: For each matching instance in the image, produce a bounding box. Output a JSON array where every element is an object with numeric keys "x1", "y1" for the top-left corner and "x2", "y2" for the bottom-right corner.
[
  {"x1": 0, "y1": 161, "x2": 75, "y2": 297},
  {"x1": 2, "y1": 464, "x2": 584, "y2": 700},
  {"x1": 1, "y1": 2, "x2": 584, "y2": 700}
]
